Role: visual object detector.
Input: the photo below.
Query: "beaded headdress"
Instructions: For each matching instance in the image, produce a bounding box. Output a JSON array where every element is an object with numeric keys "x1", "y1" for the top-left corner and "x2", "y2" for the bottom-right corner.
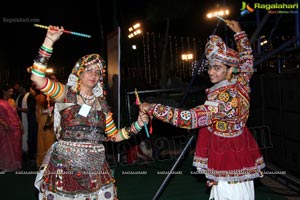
[
  {"x1": 66, "y1": 54, "x2": 106, "y2": 98},
  {"x1": 205, "y1": 35, "x2": 239, "y2": 68}
]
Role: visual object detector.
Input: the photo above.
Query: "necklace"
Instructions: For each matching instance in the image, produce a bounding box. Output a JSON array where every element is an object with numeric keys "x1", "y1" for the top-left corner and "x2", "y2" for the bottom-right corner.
[
  {"x1": 80, "y1": 91, "x2": 95, "y2": 99},
  {"x1": 79, "y1": 91, "x2": 95, "y2": 105}
]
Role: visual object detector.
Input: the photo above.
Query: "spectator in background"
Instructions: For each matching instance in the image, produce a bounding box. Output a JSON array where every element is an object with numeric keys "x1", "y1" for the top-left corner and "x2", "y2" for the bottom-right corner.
[
  {"x1": 36, "y1": 74, "x2": 57, "y2": 167},
  {"x1": 15, "y1": 82, "x2": 27, "y2": 119},
  {"x1": 3, "y1": 83, "x2": 17, "y2": 109},
  {"x1": 17, "y1": 82, "x2": 31, "y2": 158},
  {"x1": 0, "y1": 85, "x2": 22, "y2": 171},
  {"x1": 18, "y1": 82, "x2": 39, "y2": 169}
]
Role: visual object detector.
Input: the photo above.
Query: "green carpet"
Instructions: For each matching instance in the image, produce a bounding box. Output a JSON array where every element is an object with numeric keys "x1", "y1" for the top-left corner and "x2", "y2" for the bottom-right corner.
[
  {"x1": 0, "y1": 157, "x2": 288, "y2": 200},
  {"x1": 114, "y1": 157, "x2": 287, "y2": 200}
]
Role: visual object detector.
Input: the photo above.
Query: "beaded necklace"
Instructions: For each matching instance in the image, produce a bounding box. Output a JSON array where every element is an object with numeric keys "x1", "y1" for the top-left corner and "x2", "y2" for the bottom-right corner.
[{"x1": 79, "y1": 91, "x2": 95, "y2": 105}]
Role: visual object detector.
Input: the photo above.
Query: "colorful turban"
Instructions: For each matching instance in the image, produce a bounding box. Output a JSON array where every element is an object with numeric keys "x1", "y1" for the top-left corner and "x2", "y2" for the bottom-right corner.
[
  {"x1": 205, "y1": 35, "x2": 239, "y2": 68},
  {"x1": 66, "y1": 54, "x2": 106, "y2": 98}
]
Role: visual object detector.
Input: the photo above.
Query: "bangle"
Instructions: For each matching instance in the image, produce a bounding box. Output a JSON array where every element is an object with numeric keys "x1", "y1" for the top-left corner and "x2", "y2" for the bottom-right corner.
[
  {"x1": 35, "y1": 53, "x2": 50, "y2": 65},
  {"x1": 134, "y1": 121, "x2": 142, "y2": 132},
  {"x1": 130, "y1": 123, "x2": 137, "y2": 133},
  {"x1": 32, "y1": 69, "x2": 45, "y2": 77},
  {"x1": 41, "y1": 45, "x2": 53, "y2": 53},
  {"x1": 37, "y1": 77, "x2": 48, "y2": 90},
  {"x1": 119, "y1": 128, "x2": 130, "y2": 140},
  {"x1": 34, "y1": 45, "x2": 53, "y2": 65},
  {"x1": 105, "y1": 113, "x2": 118, "y2": 137},
  {"x1": 32, "y1": 63, "x2": 47, "y2": 77},
  {"x1": 129, "y1": 121, "x2": 142, "y2": 134}
]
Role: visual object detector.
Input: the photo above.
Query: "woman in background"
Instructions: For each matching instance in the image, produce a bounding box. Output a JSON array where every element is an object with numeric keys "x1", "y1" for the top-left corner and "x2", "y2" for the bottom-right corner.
[{"x1": 0, "y1": 85, "x2": 22, "y2": 171}]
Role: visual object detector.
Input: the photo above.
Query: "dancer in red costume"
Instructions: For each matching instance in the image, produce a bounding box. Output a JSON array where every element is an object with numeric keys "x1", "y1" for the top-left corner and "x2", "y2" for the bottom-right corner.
[{"x1": 141, "y1": 20, "x2": 265, "y2": 200}]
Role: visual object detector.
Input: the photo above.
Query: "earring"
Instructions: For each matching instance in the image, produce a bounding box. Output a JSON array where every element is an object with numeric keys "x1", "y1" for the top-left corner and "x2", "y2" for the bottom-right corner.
[{"x1": 226, "y1": 73, "x2": 233, "y2": 81}]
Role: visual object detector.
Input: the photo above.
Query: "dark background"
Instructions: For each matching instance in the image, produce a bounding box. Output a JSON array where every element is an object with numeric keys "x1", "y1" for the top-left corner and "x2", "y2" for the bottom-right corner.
[
  {"x1": 0, "y1": 0, "x2": 264, "y2": 80},
  {"x1": 1, "y1": 0, "x2": 300, "y2": 183}
]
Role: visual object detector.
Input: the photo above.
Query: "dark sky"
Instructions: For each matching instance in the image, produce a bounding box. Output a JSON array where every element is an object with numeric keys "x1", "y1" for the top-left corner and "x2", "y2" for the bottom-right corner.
[
  {"x1": 0, "y1": 0, "x2": 154, "y2": 80},
  {"x1": 1, "y1": 0, "x2": 297, "y2": 81},
  {"x1": 1, "y1": 0, "x2": 114, "y2": 77}
]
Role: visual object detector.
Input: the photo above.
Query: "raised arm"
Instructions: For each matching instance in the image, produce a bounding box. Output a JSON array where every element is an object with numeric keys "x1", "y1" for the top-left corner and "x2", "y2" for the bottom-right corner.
[
  {"x1": 227, "y1": 20, "x2": 254, "y2": 84},
  {"x1": 31, "y1": 26, "x2": 65, "y2": 102}
]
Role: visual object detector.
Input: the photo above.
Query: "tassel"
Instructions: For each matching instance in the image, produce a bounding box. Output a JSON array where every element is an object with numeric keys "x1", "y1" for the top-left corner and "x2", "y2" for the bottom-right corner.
[
  {"x1": 149, "y1": 118, "x2": 153, "y2": 134},
  {"x1": 46, "y1": 94, "x2": 51, "y2": 117}
]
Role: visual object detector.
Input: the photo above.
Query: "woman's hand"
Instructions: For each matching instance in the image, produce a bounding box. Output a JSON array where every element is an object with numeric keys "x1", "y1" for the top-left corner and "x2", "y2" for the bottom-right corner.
[
  {"x1": 226, "y1": 20, "x2": 242, "y2": 33},
  {"x1": 43, "y1": 25, "x2": 64, "y2": 48},
  {"x1": 137, "y1": 111, "x2": 149, "y2": 127}
]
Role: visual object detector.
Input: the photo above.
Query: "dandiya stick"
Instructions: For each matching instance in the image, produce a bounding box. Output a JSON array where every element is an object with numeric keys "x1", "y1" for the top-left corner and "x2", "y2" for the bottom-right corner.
[
  {"x1": 34, "y1": 24, "x2": 91, "y2": 38},
  {"x1": 134, "y1": 88, "x2": 150, "y2": 138},
  {"x1": 215, "y1": 15, "x2": 233, "y2": 26}
]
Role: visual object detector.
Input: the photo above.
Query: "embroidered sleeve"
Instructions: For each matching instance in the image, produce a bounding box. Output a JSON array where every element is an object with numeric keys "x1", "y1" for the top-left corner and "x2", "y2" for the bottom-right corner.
[
  {"x1": 234, "y1": 31, "x2": 254, "y2": 86},
  {"x1": 148, "y1": 102, "x2": 219, "y2": 129}
]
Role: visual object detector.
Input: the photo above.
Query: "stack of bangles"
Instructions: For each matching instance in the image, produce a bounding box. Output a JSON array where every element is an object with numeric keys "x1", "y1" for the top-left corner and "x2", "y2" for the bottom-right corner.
[
  {"x1": 31, "y1": 45, "x2": 65, "y2": 101},
  {"x1": 32, "y1": 45, "x2": 53, "y2": 77},
  {"x1": 119, "y1": 121, "x2": 142, "y2": 140}
]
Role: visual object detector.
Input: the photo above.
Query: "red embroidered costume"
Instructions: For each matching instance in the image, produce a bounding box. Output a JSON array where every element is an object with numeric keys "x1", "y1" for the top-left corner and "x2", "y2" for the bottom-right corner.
[{"x1": 147, "y1": 31, "x2": 265, "y2": 183}]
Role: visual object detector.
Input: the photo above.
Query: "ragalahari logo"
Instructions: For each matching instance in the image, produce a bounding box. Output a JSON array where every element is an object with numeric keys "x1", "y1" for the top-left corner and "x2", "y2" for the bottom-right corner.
[
  {"x1": 240, "y1": 2, "x2": 298, "y2": 15},
  {"x1": 240, "y1": 1, "x2": 255, "y2": 16}
]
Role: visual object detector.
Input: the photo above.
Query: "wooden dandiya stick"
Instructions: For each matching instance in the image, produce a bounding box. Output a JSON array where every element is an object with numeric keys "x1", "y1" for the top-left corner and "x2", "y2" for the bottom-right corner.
[
  {"x1": 134, "y1": 88, "x2": 151, "y2": 138},
  {"x1": 34, "y1": 24, "x2": 91, "y2": 38}
]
